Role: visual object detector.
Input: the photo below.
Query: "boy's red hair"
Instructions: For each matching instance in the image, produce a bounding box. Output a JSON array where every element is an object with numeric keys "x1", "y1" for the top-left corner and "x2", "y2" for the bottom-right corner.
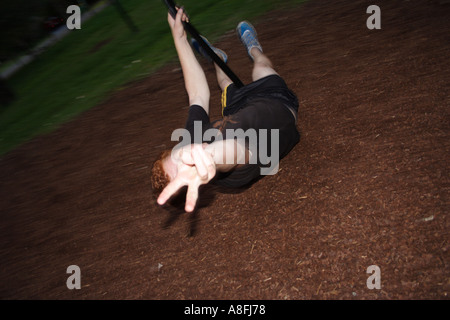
[{"x1": 151, "y1": 150, "x2": 172, "y2": 194}]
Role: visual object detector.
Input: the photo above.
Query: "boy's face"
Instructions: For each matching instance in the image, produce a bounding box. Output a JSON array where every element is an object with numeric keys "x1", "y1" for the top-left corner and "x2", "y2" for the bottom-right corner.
[{"x1": 162, "y1": 153, "x2": 178, "y2": 182}]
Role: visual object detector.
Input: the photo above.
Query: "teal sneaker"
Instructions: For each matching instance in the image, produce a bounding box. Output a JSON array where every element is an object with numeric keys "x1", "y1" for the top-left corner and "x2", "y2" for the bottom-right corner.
[
  {"x1": 236, "y1": 21, "x2": 263, "y2": 60},
  {"x1": 191, "y1": 35, "x2": 228, "y2": 63}
]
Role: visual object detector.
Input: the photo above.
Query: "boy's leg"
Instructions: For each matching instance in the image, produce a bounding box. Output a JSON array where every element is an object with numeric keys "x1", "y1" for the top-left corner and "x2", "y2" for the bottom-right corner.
[
  {"x1": 216, "y1": 47, "x2": 277, "y2": 89},
  {"x1": 236, "y1": 21, "x2": 278, "y2": 82},
  {"x1": 250, "y1": 48, "x2": 278, "y2": 82},
  {"x1": 214, "y1": 63, "x2": 233, "y2": 91}
]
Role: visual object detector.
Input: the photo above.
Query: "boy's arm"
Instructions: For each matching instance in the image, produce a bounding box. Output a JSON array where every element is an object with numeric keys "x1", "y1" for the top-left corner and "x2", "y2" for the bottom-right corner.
[
  {"x1": 168, "y1": 8, "x2": 210, "y2": 113},
  {"x1": 204, "y1": 139, "x2": 250, "y2": 172}
]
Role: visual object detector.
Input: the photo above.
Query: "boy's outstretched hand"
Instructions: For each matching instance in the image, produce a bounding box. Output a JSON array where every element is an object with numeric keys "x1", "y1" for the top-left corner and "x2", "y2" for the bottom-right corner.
[{"x1": 157, "y1": 144, "x2": 216, "y2": 212}]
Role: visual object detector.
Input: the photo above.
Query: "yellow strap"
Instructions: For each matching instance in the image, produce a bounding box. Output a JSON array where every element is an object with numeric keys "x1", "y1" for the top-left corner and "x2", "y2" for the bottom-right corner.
[{"x1": 221, "y1": 85, "x2": 229, "y2": 116}]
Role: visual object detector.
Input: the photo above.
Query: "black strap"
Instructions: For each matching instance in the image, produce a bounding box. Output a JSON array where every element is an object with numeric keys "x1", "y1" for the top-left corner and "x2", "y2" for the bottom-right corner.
[{"x1": 163, "y1": 0, "x2": 244, "y2": 88}]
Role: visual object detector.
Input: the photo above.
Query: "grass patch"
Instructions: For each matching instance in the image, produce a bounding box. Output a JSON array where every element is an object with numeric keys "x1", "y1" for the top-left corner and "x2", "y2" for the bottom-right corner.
[{"x1": 0, "y1": 0, "x2": 305, "y2": 155}]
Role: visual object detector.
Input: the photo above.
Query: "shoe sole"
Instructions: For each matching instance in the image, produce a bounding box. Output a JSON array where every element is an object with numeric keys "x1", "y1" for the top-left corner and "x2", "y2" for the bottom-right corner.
[{"x1": 191, "y1": 36, "x2": 227, "y2": 63}]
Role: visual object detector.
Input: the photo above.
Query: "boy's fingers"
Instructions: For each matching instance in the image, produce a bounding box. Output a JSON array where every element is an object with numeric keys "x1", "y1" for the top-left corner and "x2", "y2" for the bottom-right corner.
[
  {"x1": 157, "y1": 178, "x2": 185, "y2": 205},
  {"x1": 194, "y1": 144, "x2": 216, "y2": 181},
  {"x1": 207, "y1": 159, "x2": 216, "y2": 180},
  {"x1": 198, "y1": 146, "x2": 216, "y2": 179},
  {"x1": 176, "y1": 6, "x2": 183, "y2": 21},
  {"x1": 185, "y1": 183, "x2": 199, "y2": 212},
  {"x1": 180, "y1": 147, "x2": 195, "y2": 165},
  {"x1": 175, "y1": 6, "x2": 189, "y2": 23},
  {"x1": 192, "y1": 145, "x2": 208, "y2": 179}
]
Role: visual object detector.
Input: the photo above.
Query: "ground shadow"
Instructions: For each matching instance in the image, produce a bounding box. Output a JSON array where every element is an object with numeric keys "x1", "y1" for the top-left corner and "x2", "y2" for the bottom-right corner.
[{"x1": 160, "y1": 184, "x2": 218, "y2": 236}]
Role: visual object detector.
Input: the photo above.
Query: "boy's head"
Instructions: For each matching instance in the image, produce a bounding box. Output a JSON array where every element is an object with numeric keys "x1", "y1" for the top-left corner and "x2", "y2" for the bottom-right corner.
[{"x1": 151, "y1": 149, "x2": 174, "y2": 194}]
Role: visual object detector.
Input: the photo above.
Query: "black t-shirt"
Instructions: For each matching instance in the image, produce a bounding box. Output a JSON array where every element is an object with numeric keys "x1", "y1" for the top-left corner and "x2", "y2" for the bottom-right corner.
[{"x1": 183, "y1": 97, "x2": 300, "y2": 188}]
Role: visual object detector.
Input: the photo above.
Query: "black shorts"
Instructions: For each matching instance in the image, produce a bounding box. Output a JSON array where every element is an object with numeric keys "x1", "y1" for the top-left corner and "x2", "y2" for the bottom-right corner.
[{"x1": 221, "y1": 74, "x2": 299, "y2": 121}]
